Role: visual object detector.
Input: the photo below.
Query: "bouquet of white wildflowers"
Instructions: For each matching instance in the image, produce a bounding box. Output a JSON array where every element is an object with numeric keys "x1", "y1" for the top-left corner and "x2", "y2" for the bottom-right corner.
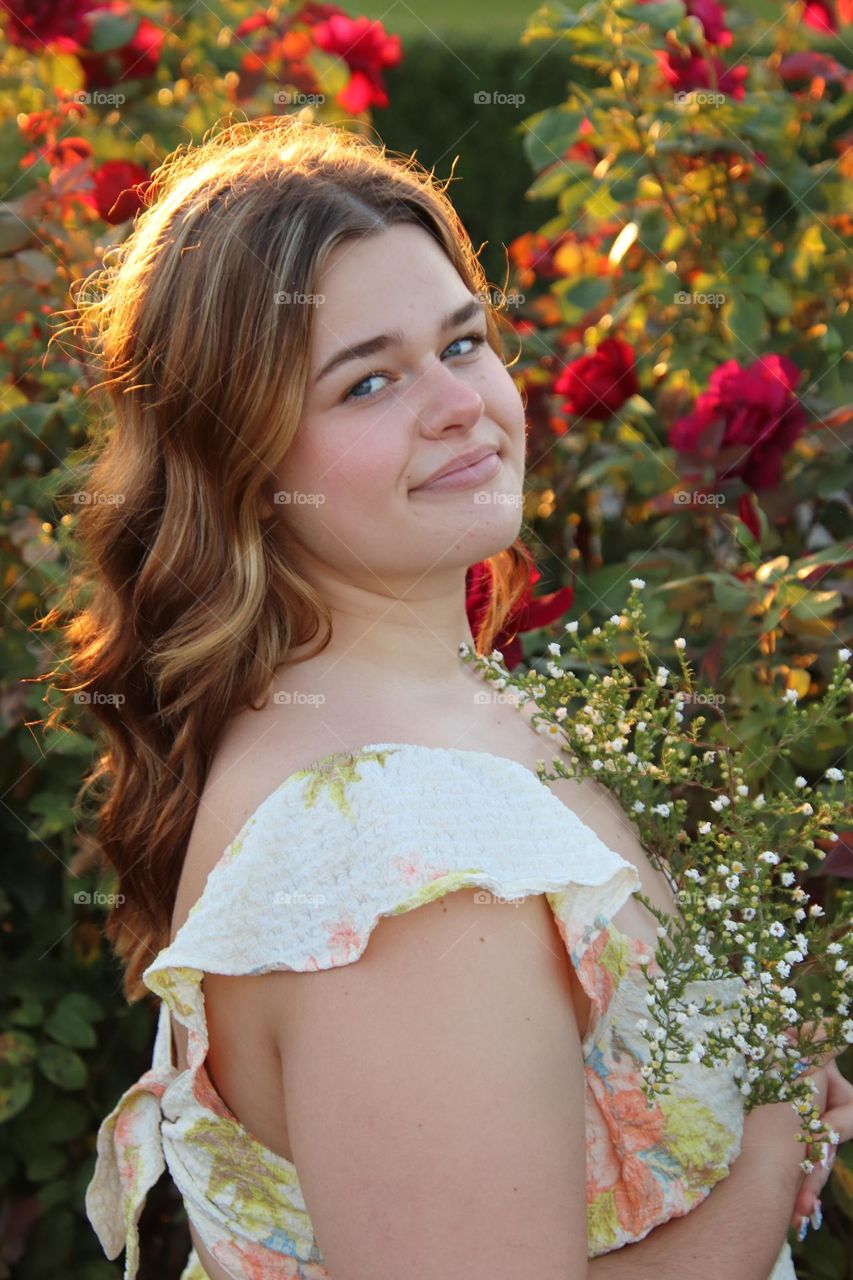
[{"x1": 460, "y1": 579, "x2": 852, "y2": 1170}]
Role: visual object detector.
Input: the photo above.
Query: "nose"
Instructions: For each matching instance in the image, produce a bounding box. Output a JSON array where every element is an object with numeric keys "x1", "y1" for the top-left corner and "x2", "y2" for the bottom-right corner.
[{"x1": 413, "y1": 357, "x2": 485, "y2": 437}]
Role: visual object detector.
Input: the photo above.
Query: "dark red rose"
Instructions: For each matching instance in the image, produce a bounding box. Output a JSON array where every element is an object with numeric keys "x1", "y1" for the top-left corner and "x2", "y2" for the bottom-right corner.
[
  {"x1": 554, "y1": 337, "x2": 639, "y2": 423},
  {"x1": 466, "y1": 556, "x2": 574, "y2": 671},
  {"x1": 659, "y1": 49, "x2": 748, "y2": 99},
  {"x1": 669, "y1": 354, "x2": 809, "y2": 491},
  {"x1": 737, "y1": 492, "x2": 762, "y2": 541},
  {"x1": 1, "y1": 0, "x2": 96, "y2": 51},
  {"x1": 79, "y1": 3, "x2": 163, "y2": 90},
  {"x1": 310, "y1": 14, "x2": 402, "y2": 112},
  {"x1": 779, "y1": 50, "x2": 853, "y2": 92},
  {"x1": 92, "y1": 160, "x2": 150, "y2": 223}
]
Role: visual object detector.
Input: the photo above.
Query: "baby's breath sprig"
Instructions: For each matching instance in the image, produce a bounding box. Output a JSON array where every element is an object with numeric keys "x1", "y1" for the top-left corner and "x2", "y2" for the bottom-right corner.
[{"x1": 459, "y1": 580, "x2": 852, "y2": 1168}]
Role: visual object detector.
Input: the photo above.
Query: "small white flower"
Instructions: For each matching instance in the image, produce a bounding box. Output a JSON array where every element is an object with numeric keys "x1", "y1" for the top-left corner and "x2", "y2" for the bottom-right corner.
[
  {"x1": 686, "y1": 1002, "x2": 699, "y2": 1017},
  {"x1": 781, "y1": 871, "x2": 795, "y2": 887},
  {"x1": 591, "y1": 759, "x2": 604, "y2": 771},
  {"x1": 656, "y1": 666, "x2": 670, "y2": 687},
  {"x1": 736, "y1": 784, "x2": 749, "y2": 796},
  {"x1": 637, "y1": 720, "x2": 646, "y2": 731},
  {"x1": 794, "y1": 908, "x2": 806, "y2": 922},
  {"x1": 801, "y1": 803, "x2": 814, "y2": 816},
  {"x1": 842, "y1": 1020, "x2": 853, "y2": 1043},
  {"x1": 698, "y1": 821, "x2": 712, "y2": 834},
  {"x1": 794, "y1": 776, "x2": 808, "y2": 789},
  {"x1": 783, "y1": 688, "x2": 799, "y2": 703},
  {"x1": 656, "y1": 926, "x2": 667, "y2": 938},
  {"x1": 547, "y1": 642, "x2": 561, "y2": 656},
  {"x1": 609, "y1": 614, "x2": 622, "y2": 626},
  {"x1": 825, "y1": 767, "x2": 843, "y2": 781},
  {"x1": 835, "y1": 958, "x2": 849, "y2": 973},
  {"x1": 753, "y1": 793, "x2": 766, "y2": 808},
  {"x1": 706, "y1": 895, "x2": 723, "y2": 911},
  {"x1": 828, "y1": 942, "x2": 843, "y2": 955},
  {"x1": 633, "y1": 800, "x2": 646, "y2": 813},
  {"x1": 652, "y1": 802, "x2": 671, "y2": 817},
  {"x1": 725, "y1": 874, "x2": 740, "y2": 890},
  {"x1": 779, "y1": 987, "x2": 797, "y2": 1004},
  {"x1": 630, "y1": 577, "x2": 646, "y2": 590},
  {"x1": 768, "y1": 921, "x2": 786, "y2": 938},
  {"x1": 839, "y1": 647, "x2": 851, "y2": 662},
  {"x1": 674, "y1": 637, "x2": 686, "y2": 650},
  {"x1": 685, "y1": 868, "x2": 701, "y2": 882},
  {"x1": 758, "y1": 851, "x2": 780, "y2": 865},
  {"x1": 635, "y1": 1018, "x2": 649, "y2": 1032},
  {"x1": 809, "y1": 903, "x2": 824, "y2": 917}
]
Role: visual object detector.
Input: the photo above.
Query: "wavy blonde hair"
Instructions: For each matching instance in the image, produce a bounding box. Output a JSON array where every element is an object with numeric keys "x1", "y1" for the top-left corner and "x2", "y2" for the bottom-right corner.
[{"x1": 39, "y1": 116, "x2": 533, "y2": 1002}]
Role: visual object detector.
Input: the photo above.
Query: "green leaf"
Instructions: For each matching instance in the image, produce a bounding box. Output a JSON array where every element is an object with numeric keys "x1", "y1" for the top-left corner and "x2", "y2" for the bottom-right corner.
[
  {"x1": 86, "y1": 9, "x2": 139, "y2": 53},
  {"x1": 724, "y1": 292, "x2": 766, "y2": 353},
  {"x1": 44, "y1": 1001, "x2": 97, "y2": 1050},
  {"x1": 0, "y1": 1031, "x2": 38, "y2": 1066},
  {"x1": 522, "y1": 107, "x2": 587, "y2": 175},
  {"x1": 621, "y1": 0, "x2": 686, "y2": 28},
  {"x1": 8, "y1": 1000, "x2": 44, "y2": 1028},
  {"x1": 710, "y1": 574, "x2": 752, "y2": 613},
  {"x1": 25, "y1": 1146, "x2": 68, "y2": 1182},
  {"x1": 0, "y1": 1068, "x2": 33, "y2": 1122},
  {"x1": 0, "y1": 205, "x2": 33, "y2": 256},
  {"x1": 37, "y1": 1044, "x2": 87, "y2": 1090}
]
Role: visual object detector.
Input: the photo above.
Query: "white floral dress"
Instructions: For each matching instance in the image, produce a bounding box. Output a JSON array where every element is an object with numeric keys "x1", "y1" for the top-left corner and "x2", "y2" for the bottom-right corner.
[{"x1": 84, "y1": 743, "x2": 796, "y2": 1280}]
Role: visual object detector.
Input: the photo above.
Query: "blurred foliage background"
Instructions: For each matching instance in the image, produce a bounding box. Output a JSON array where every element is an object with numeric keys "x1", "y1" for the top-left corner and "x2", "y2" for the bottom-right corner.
[{"x1": 0, "y1": 0, "x2": 850, "y2": 1275}]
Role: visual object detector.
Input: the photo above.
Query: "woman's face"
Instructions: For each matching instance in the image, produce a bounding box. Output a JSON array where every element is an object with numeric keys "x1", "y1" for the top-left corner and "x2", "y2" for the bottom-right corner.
[{"x1": 271, "y1": 222, "x2": 527, "y2": 589}]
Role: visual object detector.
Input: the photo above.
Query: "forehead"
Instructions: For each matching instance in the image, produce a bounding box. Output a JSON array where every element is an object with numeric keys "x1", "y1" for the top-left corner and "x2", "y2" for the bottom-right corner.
[{"x1": 315, "y1": 223, "x2": 470, "y2": 323}]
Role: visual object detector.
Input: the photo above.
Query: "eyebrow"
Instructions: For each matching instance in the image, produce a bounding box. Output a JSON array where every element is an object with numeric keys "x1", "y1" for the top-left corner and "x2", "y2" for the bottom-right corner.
[{"x1": 314, "y1": 297, "x2": 488, "y2": 385}]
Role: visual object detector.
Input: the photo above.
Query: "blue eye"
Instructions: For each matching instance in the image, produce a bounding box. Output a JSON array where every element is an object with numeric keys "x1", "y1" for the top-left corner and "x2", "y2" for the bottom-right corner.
[{"x1": 343, "y1": 333, "x2": 487, "y2": 402}]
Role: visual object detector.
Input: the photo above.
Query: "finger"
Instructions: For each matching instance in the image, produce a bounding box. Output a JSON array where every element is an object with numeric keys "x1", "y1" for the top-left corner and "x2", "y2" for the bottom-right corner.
[{"x1": 788, "y1": 1143, "x2": 837, "y2": 1230}]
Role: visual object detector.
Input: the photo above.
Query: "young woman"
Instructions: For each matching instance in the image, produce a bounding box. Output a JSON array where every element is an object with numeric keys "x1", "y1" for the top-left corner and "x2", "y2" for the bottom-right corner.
[{"x1": 58, "y1": 118, "x2": 850, "y2": 1280}]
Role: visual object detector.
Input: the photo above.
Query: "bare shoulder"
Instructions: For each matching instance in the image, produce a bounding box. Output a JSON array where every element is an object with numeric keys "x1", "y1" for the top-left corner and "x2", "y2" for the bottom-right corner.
[{"x1": 269, "y1": 887, "x2": 590, "y2": 1278}]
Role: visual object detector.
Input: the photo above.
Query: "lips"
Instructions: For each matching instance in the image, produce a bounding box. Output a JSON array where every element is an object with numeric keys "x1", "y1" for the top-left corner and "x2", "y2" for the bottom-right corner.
[{"x1": 412, "y1": 444, "x2": 499, "y2": 491}]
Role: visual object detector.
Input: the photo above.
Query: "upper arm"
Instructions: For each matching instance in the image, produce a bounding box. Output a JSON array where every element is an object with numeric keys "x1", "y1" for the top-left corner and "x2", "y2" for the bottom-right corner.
[{"x1": 270, "y1": 888, "x2": 590, "y2": 1280}]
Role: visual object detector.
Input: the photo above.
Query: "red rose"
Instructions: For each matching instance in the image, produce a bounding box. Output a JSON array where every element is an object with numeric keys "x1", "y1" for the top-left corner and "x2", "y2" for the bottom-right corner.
[
  {"x1": 737, "y1": 492, "x2": 762, "y2": 542},
  {"x1": 668, "y1": 354, "x2": 808, "y2": 491},
  {"x1": 79, "y1": 3, "x2": 163, "y2": 90},
  {"x1": 659, "y1": 49, "x2": 748, "y2": 99},
  {"x1": 310, "y1": 14, "x2": 403, "y2": 112},
  {"x1": 92, "y1": 160, "x2": 150, "y2": 223},
  {"x1": 1, "y1": 0, "x2": 96, "y2": 51},
  {"x1": 466, "y1": 555, "x2": 574, "y2": 671},
  {"x1": 554, "y1": 337, "x2": 639, "y2": 423},
  {"x1": 779, "y1": 50, "x2": 853, "y2": 92},
  {"x1": 802, "y1": 0, "x2": 837, "y2": 30}
]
